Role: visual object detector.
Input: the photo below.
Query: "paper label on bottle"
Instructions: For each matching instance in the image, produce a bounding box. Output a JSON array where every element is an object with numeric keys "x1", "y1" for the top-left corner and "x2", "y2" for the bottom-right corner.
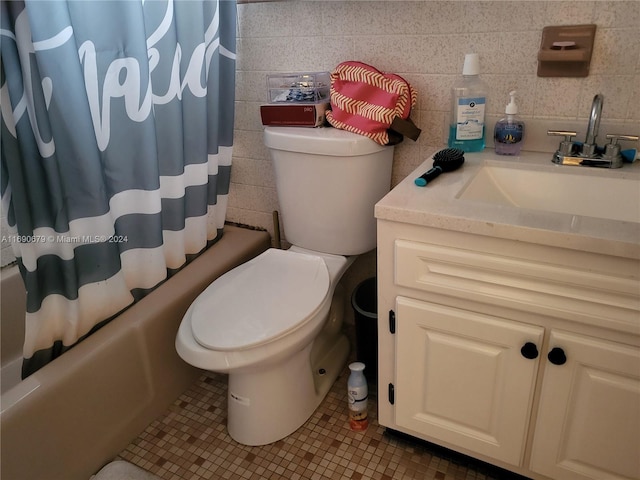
[
  {"x1": 495, "y1": 123, "x2": 523, "y2": 144},
  {"x1": 348, "y1": 384, "x2": 368, "y2": 430},
  {"x1": 456, "y1": 97, "x2": 485, "y2": 140},
  {"x1": 348, "y1": 386, "x2": 368, "y2": 413}
]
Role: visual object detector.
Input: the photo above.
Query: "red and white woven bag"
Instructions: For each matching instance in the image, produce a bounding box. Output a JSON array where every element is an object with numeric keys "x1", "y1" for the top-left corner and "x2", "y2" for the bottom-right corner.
[{"x1": 326, "y1": 61, "x2": 421, "y2": 146}]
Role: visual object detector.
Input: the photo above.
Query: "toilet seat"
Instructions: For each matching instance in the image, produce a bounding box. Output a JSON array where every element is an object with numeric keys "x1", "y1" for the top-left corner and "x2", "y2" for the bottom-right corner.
[{"x1": 190, "y1": 249, "x2": 330, "y2": 351}]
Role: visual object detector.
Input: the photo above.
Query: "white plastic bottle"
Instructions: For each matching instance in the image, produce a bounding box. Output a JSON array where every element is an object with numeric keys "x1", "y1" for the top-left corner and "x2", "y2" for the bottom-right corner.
[
  {"x1": 447, "y1": 53, "x2": 488, "y2": 152},
  {"x1": 347, "y1": 362, "x2": 368, "y2": 431},
  {"x1": 494, "y1": 90, "x2": 525, "y2": 155}
]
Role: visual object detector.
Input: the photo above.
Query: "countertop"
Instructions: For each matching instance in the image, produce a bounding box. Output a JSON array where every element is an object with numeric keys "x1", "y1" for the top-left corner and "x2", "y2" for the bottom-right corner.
[{"x1": 375, "y1": 150, "x2": 640, "y2": 260}]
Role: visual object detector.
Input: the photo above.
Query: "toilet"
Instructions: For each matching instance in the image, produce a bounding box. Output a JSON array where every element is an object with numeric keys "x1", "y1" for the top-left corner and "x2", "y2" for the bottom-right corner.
[{"x1": 175, "y1": 126, "x2": 394, "y2": 446}]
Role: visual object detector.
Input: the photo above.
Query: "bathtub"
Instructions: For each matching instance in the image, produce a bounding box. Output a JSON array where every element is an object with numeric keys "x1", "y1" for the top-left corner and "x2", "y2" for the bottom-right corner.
[{"x1": 0, "y1": 225, "x2": 270, "y2": 480}]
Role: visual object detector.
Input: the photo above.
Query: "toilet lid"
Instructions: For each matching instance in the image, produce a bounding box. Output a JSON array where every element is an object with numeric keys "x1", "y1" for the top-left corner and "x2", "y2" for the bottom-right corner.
[{"x1": 190, "y1": 249, "x2": 330, "y2": 351}]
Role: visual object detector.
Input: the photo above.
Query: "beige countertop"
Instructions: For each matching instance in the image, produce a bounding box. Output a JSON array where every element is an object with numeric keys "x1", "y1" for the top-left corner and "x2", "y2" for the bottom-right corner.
[{"x1": 375, "y1": 149, "x2": 640, "y2": 260}]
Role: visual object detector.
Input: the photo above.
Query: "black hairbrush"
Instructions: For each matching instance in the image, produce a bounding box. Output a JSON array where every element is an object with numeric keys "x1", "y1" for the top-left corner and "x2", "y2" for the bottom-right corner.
[{"x1": 414, "y1": 148, "x2": 465, "y2": 186}]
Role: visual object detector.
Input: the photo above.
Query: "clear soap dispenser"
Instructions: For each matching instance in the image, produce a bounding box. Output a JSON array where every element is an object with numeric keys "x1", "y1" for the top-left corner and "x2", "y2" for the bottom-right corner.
[{"x1": 494, "y1": 90, "x2": 525, "y2": 155}]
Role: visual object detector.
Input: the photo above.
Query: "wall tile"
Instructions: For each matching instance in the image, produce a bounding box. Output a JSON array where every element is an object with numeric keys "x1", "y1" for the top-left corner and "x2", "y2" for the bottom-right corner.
[
  {"x1": 234, "y1": 100, "x2": 265, "y2": 132},
  {"x1": 494, "y1": 31, "x2": 540, "y2": 75},
  {"x1": 289, "y1": 1, "x2": 325, "y2": 37},
  {"x1": 415, "y1": 74, "x2": 453, "y2": 112},
  {"x1": 462, "y1": 1, "x2": 547, "y2": 34},
  {"x1": 590, "y1": 28, "x2": 640, "y2": 75},
  {"x1": 544, "y1": 1, "x2": 596, "y2": 25},
  {"x1": 628, "y1": 78, "x2": 640, "y2": 121},
  {"x1": 313, "y1": 37, "x2": 355, "y2": 71},
  {"x1": 383, "y1": 1, "x2": 464, "y2": 35},
  {"x1": 322, "y1": 2, "x2": 389, "y2": 36},
  {"x1": 593, "y1": 1, "x2": 640, "y2": 28},
  {"x1": 230, "y1": 156, "x2": 276, "y2": 188},
  {"x1": 233, "y1": 0, "x2": 640, "y2": 242},
  {"x1": 420, "y1": 109, "x2": 446, "y2": 147},
  {"x1": 533, "y1": 77, "x2": 582, "y2": 117},
  {"x1": 235, "y1": 70, "x2": 267, "y2": 102},
  {"x1": 238, "y1": 2, "x2": 292, "y2": 38},
  {"x1": 579, "y1": 75, "x2": 637, "y2": 121},
  {"x1": 352, "y1": 35, "x2": 427, "y2": 73},
  {"x1": 231, "y1": 130, "x2": 268, "y2": 161}
]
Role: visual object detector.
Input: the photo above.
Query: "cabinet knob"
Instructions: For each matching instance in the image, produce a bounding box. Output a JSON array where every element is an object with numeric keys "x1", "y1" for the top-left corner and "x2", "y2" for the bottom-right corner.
[
  {"x1": 520, "y1": 342, "x2": 539, "y2": 360},
  {"x1": 547, "y1": 347, "x2": 567, "y2": 365}
]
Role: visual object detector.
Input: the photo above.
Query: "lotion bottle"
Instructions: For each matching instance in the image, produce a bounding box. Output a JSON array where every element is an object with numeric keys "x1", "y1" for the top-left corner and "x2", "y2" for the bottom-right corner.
[
  {"x1": 447, "y1": 53, "x2": 488, "y2": 152},
  {"x1": 494, "y1": 90, "x2": 525, "y2": 155}
]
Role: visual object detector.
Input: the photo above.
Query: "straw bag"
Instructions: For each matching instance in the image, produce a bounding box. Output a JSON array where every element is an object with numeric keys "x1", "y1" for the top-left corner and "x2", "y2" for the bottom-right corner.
[{"x1": 326, "y1": 61, "x2": 421, "y2": 146}]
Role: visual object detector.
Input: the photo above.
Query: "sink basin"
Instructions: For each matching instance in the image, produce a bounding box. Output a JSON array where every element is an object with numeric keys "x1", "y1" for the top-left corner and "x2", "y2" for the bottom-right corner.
[{"x1": 457, "y1": 162, "x2": 640, "y2": 223}]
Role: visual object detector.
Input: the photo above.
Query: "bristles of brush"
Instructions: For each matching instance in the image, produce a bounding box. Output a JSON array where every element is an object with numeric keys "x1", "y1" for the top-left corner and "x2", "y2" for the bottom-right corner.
[
  {"x1": 433, "y1": 148, "x2": 465, "y2": 172},
  {"x1": 433, "y1": 148, "x2": 464, "y2": 163}
]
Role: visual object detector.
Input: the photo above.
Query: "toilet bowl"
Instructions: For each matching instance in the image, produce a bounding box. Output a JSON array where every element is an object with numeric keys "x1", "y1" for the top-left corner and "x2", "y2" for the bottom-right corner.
[
  {"x1": 176, "y1": 126, "x2": 394, "y2": 446},
  {"x1": 176, "y1": 246, "x2": 354, "y2": 445}
]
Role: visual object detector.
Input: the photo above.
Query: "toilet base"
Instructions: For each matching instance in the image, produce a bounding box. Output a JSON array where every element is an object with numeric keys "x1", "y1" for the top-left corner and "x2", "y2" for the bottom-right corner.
[{"x1": 226, "y1": 332, "x2": 350, "y2": 446}]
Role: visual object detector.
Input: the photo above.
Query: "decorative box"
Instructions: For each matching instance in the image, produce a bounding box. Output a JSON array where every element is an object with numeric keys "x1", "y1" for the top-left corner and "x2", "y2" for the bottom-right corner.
[{"x1": 260, "y1": 102, "x2": 329, "y2": 127}]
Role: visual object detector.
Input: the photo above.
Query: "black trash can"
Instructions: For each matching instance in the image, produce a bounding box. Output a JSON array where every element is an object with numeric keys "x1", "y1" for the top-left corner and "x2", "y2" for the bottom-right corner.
[{"x1": 351, "y1": 277, "x2": 378, "y2": 384}]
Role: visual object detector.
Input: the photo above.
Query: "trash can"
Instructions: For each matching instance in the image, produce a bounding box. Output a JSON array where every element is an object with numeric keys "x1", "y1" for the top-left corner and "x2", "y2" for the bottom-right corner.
[{"x1": 351, "y1": 277, "x2": 378, "y2": 384}]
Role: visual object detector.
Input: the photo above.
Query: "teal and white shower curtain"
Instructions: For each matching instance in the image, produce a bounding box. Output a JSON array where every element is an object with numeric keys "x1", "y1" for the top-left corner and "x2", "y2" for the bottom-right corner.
[{"x1": 1, "y1": 0, "x2": 237, "y2": 377}]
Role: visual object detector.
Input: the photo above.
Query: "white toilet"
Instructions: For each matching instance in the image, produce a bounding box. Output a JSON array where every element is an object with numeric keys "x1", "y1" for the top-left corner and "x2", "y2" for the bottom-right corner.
[{"x1": 176, "y1": 126, "x2": 394, "y2": 446}]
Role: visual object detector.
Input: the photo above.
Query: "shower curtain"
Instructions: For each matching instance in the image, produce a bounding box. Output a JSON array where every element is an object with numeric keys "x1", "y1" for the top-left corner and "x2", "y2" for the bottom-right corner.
[{"x1": 0, "y1": 0, "x2": 237, "y2": 378}]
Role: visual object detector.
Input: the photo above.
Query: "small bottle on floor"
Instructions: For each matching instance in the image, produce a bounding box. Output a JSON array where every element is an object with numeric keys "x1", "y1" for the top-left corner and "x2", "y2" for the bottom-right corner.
[{"x1": 347, "y1": 362, "x2": 368, "y2": 431}]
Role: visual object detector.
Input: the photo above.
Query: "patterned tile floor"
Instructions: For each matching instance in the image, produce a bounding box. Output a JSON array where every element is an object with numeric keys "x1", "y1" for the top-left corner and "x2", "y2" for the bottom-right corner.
[{"x1": 118, "y1": 362, "x2": 524, "y2": 480}]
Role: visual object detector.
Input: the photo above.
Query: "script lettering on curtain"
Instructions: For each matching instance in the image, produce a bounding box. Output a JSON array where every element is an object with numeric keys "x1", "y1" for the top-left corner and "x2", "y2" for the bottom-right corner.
[{"x1": 9, "y1": 0, "x2": 228, "y2": 153}]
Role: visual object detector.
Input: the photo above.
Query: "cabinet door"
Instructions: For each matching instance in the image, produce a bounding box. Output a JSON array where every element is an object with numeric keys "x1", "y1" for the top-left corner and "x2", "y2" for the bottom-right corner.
[
  {"x1": 530, "y1": 330, "x2": 640, "y2": 480},
  {"x1": 395, "y1": 297, "x2": 544, "y2": 466}
]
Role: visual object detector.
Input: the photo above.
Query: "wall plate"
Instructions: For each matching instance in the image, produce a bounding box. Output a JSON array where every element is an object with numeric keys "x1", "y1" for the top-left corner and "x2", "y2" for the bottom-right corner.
[{"x1": 537, "y1": 24, "x2": 596, "y2": 77}]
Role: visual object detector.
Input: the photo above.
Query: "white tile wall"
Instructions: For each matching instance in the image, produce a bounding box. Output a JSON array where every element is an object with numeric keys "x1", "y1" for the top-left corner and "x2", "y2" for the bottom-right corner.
[
  {"x1": 229, "y1": 1, "x2": 639, "y2": 317},
  {"x1": 230, "y1": 0, "x2": 640, "y2": 243}
]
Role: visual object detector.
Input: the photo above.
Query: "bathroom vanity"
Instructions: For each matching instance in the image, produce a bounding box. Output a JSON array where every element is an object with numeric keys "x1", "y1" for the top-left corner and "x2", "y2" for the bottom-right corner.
[{"x1": 375, "y1": 151, "x2": 640, "y2": 480}]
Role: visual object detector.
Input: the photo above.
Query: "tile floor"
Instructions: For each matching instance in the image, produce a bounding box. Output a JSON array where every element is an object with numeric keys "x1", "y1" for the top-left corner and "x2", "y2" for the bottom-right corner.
[{"x1": 118, "y1": 362, "x2": 526, "y2": 480}]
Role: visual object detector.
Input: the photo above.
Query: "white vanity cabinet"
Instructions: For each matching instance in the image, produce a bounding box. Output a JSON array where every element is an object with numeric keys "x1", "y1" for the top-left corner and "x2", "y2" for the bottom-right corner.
[
  {"x1": 395, "y1": 296, "x2": 544, "y2": 466},
  {"x1": 376, "y1": 219, "x2": 640, "y2": 480},
  {"x1": 530, "y1": 330, "x2": 640, "y2": 480}
]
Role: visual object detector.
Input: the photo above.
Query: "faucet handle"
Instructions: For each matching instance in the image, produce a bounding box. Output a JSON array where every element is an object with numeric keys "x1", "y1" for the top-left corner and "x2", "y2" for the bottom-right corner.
[
  {"x1": 547, "y1": 130, "x2": 577, "y2": 155},
  {"x1": 605, "y1": 134, "x2": 639, "y2": 145},
  {"x1": 603, "y1": 134, "x2": 639, "y2": 162},
  {"x1": 548, "y1": 130, "x2": 577, "y2": 140},
  {"x1": 602, "y1": 134, "x2": 638, "y2": 168}
]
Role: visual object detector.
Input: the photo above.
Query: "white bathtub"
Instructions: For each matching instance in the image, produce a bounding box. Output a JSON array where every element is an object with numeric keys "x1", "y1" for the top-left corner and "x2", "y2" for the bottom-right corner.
[{"x1": 0, "y1": 225, "x2": 270, "y2": 480}]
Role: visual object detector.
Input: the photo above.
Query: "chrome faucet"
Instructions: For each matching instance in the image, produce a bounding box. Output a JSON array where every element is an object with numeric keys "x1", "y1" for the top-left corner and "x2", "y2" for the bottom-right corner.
[
  {"x1": 582, "y1": 94, "x2": 603, "y2": 158},
  {"x1": 548, "y1": 93, "x2": 638, "y2": 168}
]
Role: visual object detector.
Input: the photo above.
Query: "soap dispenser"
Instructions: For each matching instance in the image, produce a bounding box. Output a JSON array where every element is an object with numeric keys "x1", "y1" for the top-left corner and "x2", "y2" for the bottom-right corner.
[{"x1": 494, "y1": 91, "x2": 525, "y2": 155}]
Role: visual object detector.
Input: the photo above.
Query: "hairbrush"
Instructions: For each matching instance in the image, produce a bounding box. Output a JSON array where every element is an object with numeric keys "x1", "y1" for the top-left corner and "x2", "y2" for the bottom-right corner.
[{"x1": 414, "y1": 148, "x2": 465, "y2": 186}]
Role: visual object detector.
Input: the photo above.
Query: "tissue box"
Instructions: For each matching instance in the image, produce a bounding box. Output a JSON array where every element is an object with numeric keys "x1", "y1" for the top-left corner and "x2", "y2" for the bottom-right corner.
[{"x1": 260, "y1": 102, "x2": 330, "y2": 127}]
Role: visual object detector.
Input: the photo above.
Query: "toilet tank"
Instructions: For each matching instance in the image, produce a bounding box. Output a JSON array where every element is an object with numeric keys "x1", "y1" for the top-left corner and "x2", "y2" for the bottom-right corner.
[{"x1": 264, "y1": 127, "x2": 394, "y2": 256}]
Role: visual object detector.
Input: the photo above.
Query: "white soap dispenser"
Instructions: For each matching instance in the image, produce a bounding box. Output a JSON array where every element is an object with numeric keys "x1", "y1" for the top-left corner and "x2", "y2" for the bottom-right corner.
[{"x1": 494, "y1": 90, "x2": 525, "y2": 155}]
